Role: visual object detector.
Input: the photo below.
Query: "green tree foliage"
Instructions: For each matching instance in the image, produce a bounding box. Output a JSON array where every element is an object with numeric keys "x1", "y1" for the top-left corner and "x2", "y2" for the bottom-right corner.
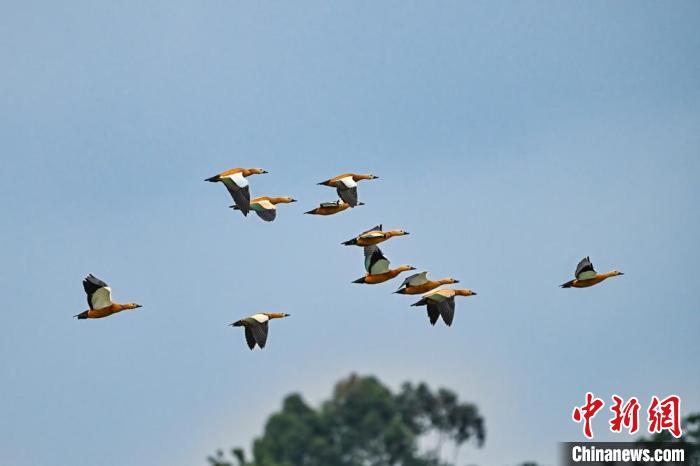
[
  {"x1": 635, "y1": 413, "x2": 700, "y2": 465},
  {"x1": 208, "y1": 374, "x2": 485, "y2": 466}
]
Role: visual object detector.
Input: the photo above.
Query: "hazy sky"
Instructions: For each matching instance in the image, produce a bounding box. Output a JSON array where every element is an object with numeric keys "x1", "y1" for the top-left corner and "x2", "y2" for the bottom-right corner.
[{"x1": 1, "y1": 2, "x2": 699, "y2": 466}]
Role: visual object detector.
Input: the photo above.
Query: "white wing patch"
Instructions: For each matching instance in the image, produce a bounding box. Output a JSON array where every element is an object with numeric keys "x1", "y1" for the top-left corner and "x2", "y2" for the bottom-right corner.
[
  {"x1": 428, "y1": 293, "x2": 447, "y2": 302},
  {"x1": 369, "y1": 258, "x2": 391, "y2": 275},
  {"x1": 257, "y1": 200, "x2": 276, "y2": 210},
  {"x1": 339, "y1": 176, "x2": 357, "y2": 188},
  {"x1": 361, "y1": 231, "x2": 384, "y2": 239},
  {"x1": 224, "y1": 172, "x2": 249, "y2": 189},
  {"x1": 408, "y1": 272, "x2": 429, "y2": 286},
  {"x1": 250, "y1": 313, "x2": 270, "y2": 324},
  {"x1": 577, "y1": 270, "x2": 597, "y2": 280},
  {"x1": 91, "y1": 287, "x2": 113, "y2": 309}
]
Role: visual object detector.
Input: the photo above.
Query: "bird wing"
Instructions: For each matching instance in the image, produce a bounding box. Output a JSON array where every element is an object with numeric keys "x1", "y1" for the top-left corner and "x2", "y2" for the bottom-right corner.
[
  {"x1": 82, "y1": 274, "x2": 113, "y2": 309},
  {"x1": 250, "y1": 313, "x2": 270, "y2": 324},
  {"x1": 320, "y1": 201, "x2": 341, "y2": 208},
  {"x1": 336, "y1": 186, "x2": 358, "y2": 206},
  {"x1": 244, "y1": 327, "x2": 257, "y2": 349},
  {"x1": 223, "y1": 183, "x2": 251, "y2": 215},
  {"x1": 361, "y1": 224, "x2": 383, "y2": 234},
  {"x1": 366, "y1": 247, "x2": 390, "y2": 274},
  {"x1": 255, "y1": 209, "x2": 277, "y2": 222},
  {"x1": 426, "y1": 305, "x2": 440, "y2": 325},
  {"x1": 250, "y1": 322, "x2": 269, "y2": 349},
  {"x1": 575, "y1": 256, "x2": 597, "y2": 280},
  {"x1": 407, "y1": 271, "x2": 429, "y2": 286},
  {"x1": 437, "y1": 297, "x2": 456, "y2": 326},
  {"x1": 397, "y1": 272, "x2": 425, "y2": 290},
  {"x1": 359, "y1": 231, "x2": 384, "y2": 240},
  {"x1": 337, "y1": 176, "x2": 357, "y2": 189}
]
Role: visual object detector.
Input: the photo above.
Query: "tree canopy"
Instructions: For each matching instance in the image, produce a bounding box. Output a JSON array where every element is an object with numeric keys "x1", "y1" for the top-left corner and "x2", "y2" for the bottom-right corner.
[{"x1": 209, "y1": 374, "x2": 485, "y2": 466}]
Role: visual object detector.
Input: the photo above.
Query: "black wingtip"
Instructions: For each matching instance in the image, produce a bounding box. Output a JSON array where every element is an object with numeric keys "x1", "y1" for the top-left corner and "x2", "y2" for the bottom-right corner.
[{"x1": 352, "y1": 277, "x2": 366, "y2": 284}]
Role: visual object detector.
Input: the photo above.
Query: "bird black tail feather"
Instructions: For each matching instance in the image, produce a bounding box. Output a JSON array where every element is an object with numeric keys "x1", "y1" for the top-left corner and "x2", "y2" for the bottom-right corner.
[
  {"x1": 560, "y1": 280, "x2": 574, "y2": 288},
  {"x1": 74, "y1": 311, "x2": 89, "y2": 319},
  {"x1": 352, "y1": 277, "x2": 366, "y2": 284},
  {"x1": 205, "y1": 175, "x2": 220, "y2": 182},
  {"x1": 342, "y1": 238, "x2": 357, "y2": 246}
]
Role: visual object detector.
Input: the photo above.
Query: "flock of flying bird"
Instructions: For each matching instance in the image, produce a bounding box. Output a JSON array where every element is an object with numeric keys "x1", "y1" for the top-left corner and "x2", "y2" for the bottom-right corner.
[{"x1": 75, "y1": 167, "x2": 625, "y2": 350}]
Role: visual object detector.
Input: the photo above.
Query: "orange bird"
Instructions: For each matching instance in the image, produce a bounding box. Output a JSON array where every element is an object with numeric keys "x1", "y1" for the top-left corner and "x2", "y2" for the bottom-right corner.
[
  {"x1": 230, "y1": 312, "x2": 290, "y2": 350},
  {"x1": 411, "y1": 288, "x2": 476, "y2": 326},
  {"x1": 395, "y1": 272, "x2": 460, "y2": 295},
  {"x1": 352, "y1": 246, "x2": 416, "y2": 284},
  {"x1": 304, "y1": 200, "x2": 364, "y2": 216},
  {"x1": 205, "y1": 167, "x2": 268, "y2": 216},
  {"x1": 342, "y1": 224, "x2": 409, "y2": 247},
  {"x1": 75, "y1": 274, "x2": 142, "y2": 320},
  {"x1": 317, "y1": 173, "x2": 378, "y2": 207},
  {"x1": 560, "y1": 256, "x2": 624, "y2": 288}
]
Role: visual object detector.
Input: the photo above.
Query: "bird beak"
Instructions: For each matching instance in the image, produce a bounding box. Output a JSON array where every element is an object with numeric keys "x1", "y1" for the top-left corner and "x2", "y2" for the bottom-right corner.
[
  {"x1": 404, "y1": 232, "x2": 410, "y2": 235},
  {"x1": 619, "y1": 272, "x2": 625, "y2": 275},
  {"x1": 262, "y1": 170, "x2": 269, "y2": 174},
  {"x1": 135, "y1": 304, "x2": 143, "y2": 308},
  {"x1": 471, "y1": 292, "x2": 477, "y2": 296},
  {"x1": 454, "y1": 280, "x2": 460, "y2": 284},
  {"x1": 285, "y1": 313, "x2": 291, "y2": 317},
  {"x1": 290, "y1": 199, "x2": 298, "y2": 202}
]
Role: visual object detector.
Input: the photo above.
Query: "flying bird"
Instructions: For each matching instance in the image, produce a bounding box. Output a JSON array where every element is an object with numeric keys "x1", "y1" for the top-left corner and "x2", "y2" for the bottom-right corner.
[
  {"x1": 304, "y1": 200, "x2": 364, "y2": 216},
  {"x1": 205, "y1": 167, "x2": 268, "y2": 216},
  {"x1": 411, "y1": 288, "x2": 476, "y2": 326},
  {"x1": 75, "y1": 274, "x2": 142, "y2": 319},
  {"x1": 231, "y1": 196, "x2": 296, "y2": 222},
  {"x1": 395, "y1": 272, "x2": 460, "y2": 295},
  {"x1": 230, "y1": 312, "x2": 290, "y2": 350},
  {"x1": 560, "y1": 256, "x2": 624, "y2": 288},
  {"x1": 317, "y1": 173, "x2": 378, "y2": 207},
  {"x1": 342, "y1": 224, "x2": 409, "y2": 247},
  {"x1": 352, "y1": 246, "x2": 416, "y2": 284}
]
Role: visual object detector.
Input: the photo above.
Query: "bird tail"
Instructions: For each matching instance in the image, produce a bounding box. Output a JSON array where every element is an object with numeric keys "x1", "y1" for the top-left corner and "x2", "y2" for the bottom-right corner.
[
  {"x1": 352, "y1": 276, "x2": 366, "y2": 284},
  {"x1": 74, "y1": 311, "x2": 89, "y2": 319},
  {"x1": 560, "y1": 280, "x2": 574, "y2": 288},
  {"x1": 317, "y1": 179, "x2": 331, "y2": 186},
  {"x1": 205, "y1": 175, "x2": 220, "y2": 182},
  {"x1": 304, "y1": 209, "x2": 315, "y2": 215},
  {"x1": 394, "y1": 289, "x2": 406, "y2": 294},
  {"x1": 342, "y1": 238, "x2": 357, "y2": 246}
]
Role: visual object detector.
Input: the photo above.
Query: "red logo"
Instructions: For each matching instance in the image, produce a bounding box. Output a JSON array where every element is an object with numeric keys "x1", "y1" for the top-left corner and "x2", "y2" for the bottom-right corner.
[{"x1": 572, "y1": 393, "x2": 682, "y2": 439}]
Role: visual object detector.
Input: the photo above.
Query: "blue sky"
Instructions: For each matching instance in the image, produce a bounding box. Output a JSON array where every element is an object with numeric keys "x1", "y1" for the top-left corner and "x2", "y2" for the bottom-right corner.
[{"x1": 1, "y1": 1, "x2": 699, "y2": 465}]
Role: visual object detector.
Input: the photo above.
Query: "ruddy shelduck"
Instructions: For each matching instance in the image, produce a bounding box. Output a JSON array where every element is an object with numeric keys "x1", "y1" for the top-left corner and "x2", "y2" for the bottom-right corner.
[
  {"x1": 205, "y1": 167, "x2": 268, "y2": 216},
  {"x1": 230, "y1": 312, "x2": 290, "y2": 350},
  {"x1": 231, "y1": 196, "x2": 296, "y2": 222},
  {"x1": 75, "y1": 274, "x2": 142, "y2": 319},
  {"x1": 395, "y1": 272, "x2": 459, "y2": 295},
  {"x1": 560, "y1": 256, "x2": 624, "y2": 288},
  {"x1": 411, "y1": 288, "x2": 476, "y2": 326},
  {"x1": 304, "y1": 200, "x2": 365, "y2": 216},
  {"x1": 318, "y1": 173, "x2": 378, "y2": 207},
  {"x1": 352, "y1": 246, "x2": 416, "y2": 284},
  {"x1": 342, "y1": 224, "x2": 409, "y2": 247}
]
